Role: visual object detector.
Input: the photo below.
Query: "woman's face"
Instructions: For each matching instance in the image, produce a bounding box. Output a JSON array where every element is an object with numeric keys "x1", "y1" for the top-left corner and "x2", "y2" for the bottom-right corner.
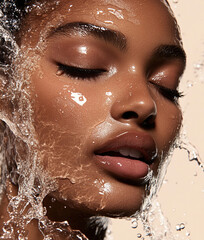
[{"x1": 19, "y1": 0, "x2": 185, "y2": 217}]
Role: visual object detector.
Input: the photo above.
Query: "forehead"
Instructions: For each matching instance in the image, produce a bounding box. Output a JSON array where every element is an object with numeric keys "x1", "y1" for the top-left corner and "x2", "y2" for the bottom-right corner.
[
  {"x1": 20, "y1": 0, "x2": 179, "y2": 47},
  {"x1": 25, "y1": 0, "x2": 174, "y2": 24}
]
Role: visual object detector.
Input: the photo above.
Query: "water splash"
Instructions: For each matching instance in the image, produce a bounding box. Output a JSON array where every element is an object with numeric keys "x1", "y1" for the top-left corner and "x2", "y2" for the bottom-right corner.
[
  {"x1": 0, "y1": 2, "x2": 88, "y2": 239},
  {"x1": 127, "y1": 124, "x2": 204, "y2": 240},
  {"x1": 175, "y1": 130, "x2": 204, "y2": 172}
]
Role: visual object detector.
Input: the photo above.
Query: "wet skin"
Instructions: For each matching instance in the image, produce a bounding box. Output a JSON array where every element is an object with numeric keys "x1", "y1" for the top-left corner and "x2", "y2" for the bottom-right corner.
[{"x1": 17, "y1": 0, "x2": 185, "y2": 233}]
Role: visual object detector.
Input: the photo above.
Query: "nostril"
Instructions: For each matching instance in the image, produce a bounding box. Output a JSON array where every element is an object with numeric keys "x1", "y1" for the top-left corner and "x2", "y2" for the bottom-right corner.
[
  {"x1": 142, "y1": 114, "x2": 156, "y2": 129},
  {"x1": 122, "y1": 111, "x2": 138, "y2": 120}
]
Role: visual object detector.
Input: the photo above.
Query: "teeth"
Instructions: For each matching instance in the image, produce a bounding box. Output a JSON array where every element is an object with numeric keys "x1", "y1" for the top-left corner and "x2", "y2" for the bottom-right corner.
[
  {"x1": 118, "y1": 148, "x2": 129, "y2": 157},
  {"x1": 118, "y1": 148, "x2": 143, "y2": 159},
  {"x1": 130, "y1": 149, "x2": 143, "y2": 159}
]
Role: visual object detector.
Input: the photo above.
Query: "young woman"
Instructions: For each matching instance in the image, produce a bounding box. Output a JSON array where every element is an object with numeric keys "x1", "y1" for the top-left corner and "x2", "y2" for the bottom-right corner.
[{"x1": 0, "y1": 0, "x2": 186, "y2": 239}]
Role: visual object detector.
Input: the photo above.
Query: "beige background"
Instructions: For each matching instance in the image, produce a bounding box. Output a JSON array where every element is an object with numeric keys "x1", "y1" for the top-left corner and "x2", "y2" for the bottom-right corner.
[{"x1": 111, "y1": 0, "x2": 204, "y2": 239}]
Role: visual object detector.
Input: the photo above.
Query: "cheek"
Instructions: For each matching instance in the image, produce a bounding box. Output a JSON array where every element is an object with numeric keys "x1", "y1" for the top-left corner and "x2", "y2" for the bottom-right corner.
[
  {"x1": 156, "y1": 100, "x2": 182, "y2": 156},
  {"x1": 30, "y1": 71, "x2": 112, "y2": 180},
  {"x1": 32, "y1": 71, "x2": 111, "y2": 132}
]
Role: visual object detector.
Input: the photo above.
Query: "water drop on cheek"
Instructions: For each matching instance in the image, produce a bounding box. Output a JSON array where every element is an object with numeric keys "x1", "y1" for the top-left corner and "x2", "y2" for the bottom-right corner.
[
  {"x1": 56, "y1": 69, "x2": 64, "y2": 76},
  {"x1": 67, "y1": 4, "x2": 73, "y2": 12}
]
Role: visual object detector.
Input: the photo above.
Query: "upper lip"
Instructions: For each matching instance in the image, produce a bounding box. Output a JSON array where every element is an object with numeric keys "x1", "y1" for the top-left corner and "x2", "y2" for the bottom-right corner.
[{"x1": 94, "y1": 132, "x2": 157, "y2": 165}]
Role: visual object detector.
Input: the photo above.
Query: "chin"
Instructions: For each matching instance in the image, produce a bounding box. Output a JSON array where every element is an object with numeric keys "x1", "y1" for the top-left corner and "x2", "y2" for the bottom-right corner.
[
  {"x1": 84, "y1": 183, "x2": 146, "y2": 218},
  {"x1": 45, "y1": 181, "x2": 145, "y2": 222},
  {"x1": 100, "y1": 191, "x2": 145, "y2": 218}
]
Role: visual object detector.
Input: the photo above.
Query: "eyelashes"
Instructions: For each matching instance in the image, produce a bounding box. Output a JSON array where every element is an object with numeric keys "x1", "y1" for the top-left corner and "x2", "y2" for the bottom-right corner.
[
  {"x1": 57, "y1": 63, "x2": 107, "y2": 80},
  {"x1": 56, "y1": 63, "x2": 183, "y2": 103},
  {"x1": 149, "y1": 81, "x2": 184, "y2": 103}
]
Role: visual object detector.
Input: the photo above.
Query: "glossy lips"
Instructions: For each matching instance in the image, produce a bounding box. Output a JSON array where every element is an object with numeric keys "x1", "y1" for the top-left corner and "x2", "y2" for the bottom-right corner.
[{"x1": 94, "y1": 132, "x2": 157, "y2": 182}]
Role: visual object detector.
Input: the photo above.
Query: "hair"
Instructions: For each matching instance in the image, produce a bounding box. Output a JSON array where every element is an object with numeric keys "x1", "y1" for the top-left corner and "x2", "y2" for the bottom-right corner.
[
  {"x1": 0, "y1": 1, "x2": 25, "y2": 66},
  {"x1": 0, "y1": 0, "x2": 33, "y2": 33}
]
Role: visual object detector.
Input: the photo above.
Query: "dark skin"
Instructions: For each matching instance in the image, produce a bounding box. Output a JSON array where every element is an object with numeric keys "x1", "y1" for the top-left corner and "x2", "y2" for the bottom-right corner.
[{"x1": 0, "y1": 0, "x2": 186, "y2": 239}]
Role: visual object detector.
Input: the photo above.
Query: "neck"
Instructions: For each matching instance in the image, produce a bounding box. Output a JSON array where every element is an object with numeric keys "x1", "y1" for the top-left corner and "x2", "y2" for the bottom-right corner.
[
  {"x1": 43, "y1": 195, "x2": 108, "y2": 240},
  {"x1": 0, "y1": 181, "x2": 108, "y2": 240}
]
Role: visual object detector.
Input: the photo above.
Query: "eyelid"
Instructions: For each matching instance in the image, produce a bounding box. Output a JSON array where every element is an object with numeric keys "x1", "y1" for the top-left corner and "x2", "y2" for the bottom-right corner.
[
  {"x1": 56, "y1": 62, "x2": 108, "y2": 80},
  {"x1": 146, "y1": 59, "x2": 184, "y2": 83}
]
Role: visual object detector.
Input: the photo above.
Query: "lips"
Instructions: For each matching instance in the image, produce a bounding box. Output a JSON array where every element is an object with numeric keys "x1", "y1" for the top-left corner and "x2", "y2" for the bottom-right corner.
[{"x1": 94, "y1": 132, "x2": 157, "y2": 182}]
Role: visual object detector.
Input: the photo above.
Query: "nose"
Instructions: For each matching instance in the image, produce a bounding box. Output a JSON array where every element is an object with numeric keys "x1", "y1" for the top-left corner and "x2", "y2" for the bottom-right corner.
[{"x1": 110, "y1": 80, "x2": 157, "y2": 128}]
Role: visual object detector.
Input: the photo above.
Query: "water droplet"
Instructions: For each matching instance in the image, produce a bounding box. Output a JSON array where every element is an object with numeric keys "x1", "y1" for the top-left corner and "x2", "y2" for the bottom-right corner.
[
  {"x1": 56, "y1": 69, "x2": 63, "y2": 76},
  {"x1": 137, "y1": 233, "x2": 142, "y2": 238},
  {"x1": 68, "y1": 4, "x2": 73, "y2": 12},
  {"x1": 180, "y1": 223, "x2": 185, "y2": 230},
  {"x1": 194, "y1": 63, "x2": 203, "y2": 70},
  {"x1": 176, "y1": 224, "x2": 181, "y2": 231},
  {"x1": 131, "y1": 218, "x2": 138, "y2": 229},
  {"x1": 105, "y1": 92, "x2": 112, "y2": 96},
  {"x1": 70, "y1": 178, "x2": 76, "y2": 184},
  {"x1": 0, "y1": 10, "x2": 3, "y2": 18},
  {"x1": 176, "y1": 223, "x2": 185, "y2": 231}
]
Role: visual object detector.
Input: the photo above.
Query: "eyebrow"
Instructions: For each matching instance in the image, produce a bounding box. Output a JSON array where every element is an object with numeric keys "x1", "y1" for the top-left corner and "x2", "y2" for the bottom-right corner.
[
  {"x1": 48, "y1": 22, "x2": 186, "y2": 66},
  {"x1": 153, "y1": 44, "x2": 186, "y2": 65},
  {"x1": 47, "y1": 21, "x2": 127, "y2": 51}
]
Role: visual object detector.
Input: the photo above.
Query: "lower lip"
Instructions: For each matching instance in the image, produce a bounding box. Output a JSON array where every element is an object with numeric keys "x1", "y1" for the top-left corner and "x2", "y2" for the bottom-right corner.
[{"x1": 95, "y1": 155, "x2": 150, "y2": 181}]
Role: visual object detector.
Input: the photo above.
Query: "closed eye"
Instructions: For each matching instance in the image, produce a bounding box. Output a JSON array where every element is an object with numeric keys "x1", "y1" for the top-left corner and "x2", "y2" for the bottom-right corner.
[
  {"x1": 57, "y1": 63, "x2": 107, "y2": 80},
  {"x1": 149, "y1": 81, "x2": 184, "y2": 103}
]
